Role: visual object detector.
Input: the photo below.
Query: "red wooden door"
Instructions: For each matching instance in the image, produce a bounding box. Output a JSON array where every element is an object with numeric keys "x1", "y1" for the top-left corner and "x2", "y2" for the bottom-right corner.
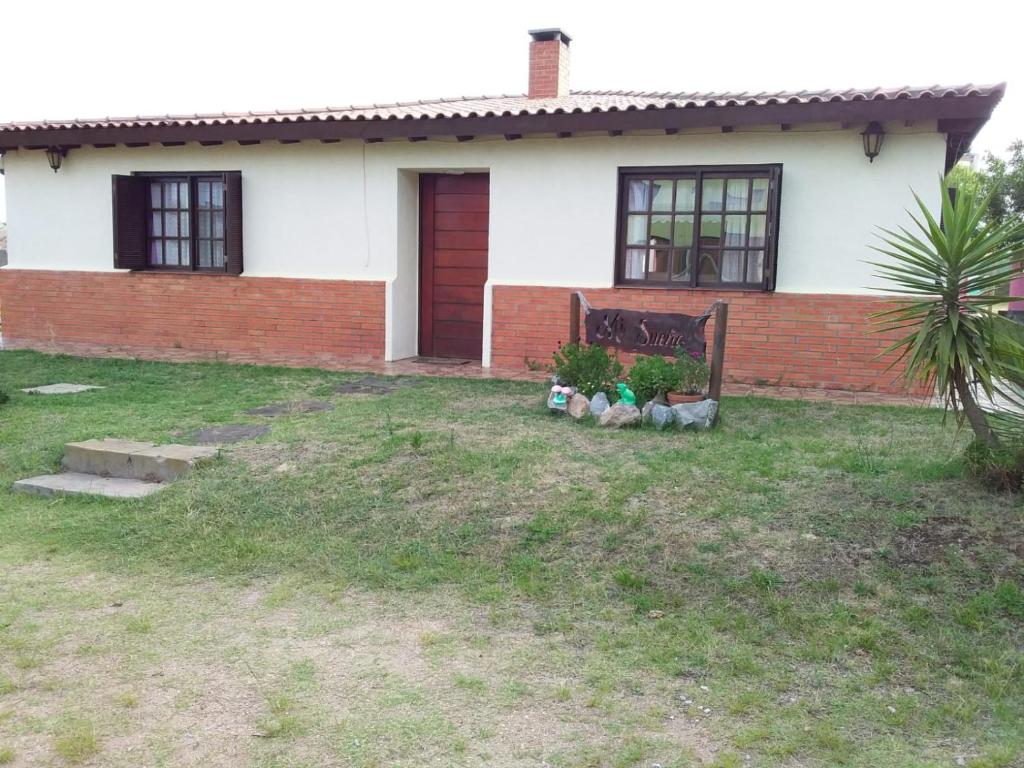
[{"x1": 419, "y1": 173, "x2": 489, "y2": 359}]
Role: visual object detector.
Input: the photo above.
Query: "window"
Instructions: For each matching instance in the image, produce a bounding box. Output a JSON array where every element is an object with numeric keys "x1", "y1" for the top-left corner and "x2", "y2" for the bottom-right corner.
[
  {"x1": 147, "y1": 176, "x2": 227, "y2": 269},
  {"x1": 617, "y1": 165, "x2": 781, "y2": 290},
  {"x1": 112, "y1": 171, "x2": 242, "y2": 274}
]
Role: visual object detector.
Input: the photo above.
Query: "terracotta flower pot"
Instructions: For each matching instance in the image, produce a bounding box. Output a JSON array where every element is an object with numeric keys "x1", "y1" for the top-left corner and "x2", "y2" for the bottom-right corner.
[{"x1": 666, "y1": 392, "x2": 705, "y2": 405}]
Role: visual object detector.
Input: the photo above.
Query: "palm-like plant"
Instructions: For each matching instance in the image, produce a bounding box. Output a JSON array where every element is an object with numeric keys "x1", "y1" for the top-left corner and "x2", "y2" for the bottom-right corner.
[{"x1": 871, "y1": 179, "x2": 1024, "y2": 447}]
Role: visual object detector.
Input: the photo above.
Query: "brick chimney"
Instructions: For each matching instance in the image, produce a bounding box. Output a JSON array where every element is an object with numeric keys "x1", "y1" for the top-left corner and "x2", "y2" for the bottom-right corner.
[{"x1": 528, "y1": 28, "x2": 571, "y2": 99}]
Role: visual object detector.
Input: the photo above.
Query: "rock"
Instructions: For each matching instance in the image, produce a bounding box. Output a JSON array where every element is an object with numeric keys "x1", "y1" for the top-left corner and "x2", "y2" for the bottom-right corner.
[
  {"x1": 590, "y1": 392, "x2": 610, "y2": 418},
  {"x1": 650, "y1": 404, "x2": 674, "y2": 431},
  {"x1": 671, "y1": 399, "x2": 719, "y2": 431},
  {"x1": 567, "y1": 394, "x2": 590, "y2": 419},
  {"x1": 598, "y1": 403, "x2": 641, "y2": 428},
  {"x1": 641, "y1": 400, "x2": 654, "y2": 424}
]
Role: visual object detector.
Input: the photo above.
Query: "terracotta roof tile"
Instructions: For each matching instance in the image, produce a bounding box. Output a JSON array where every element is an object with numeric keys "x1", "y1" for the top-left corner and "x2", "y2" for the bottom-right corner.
[{"x1": 0, "y1": 84, "x2": 1005, "y2": 132}]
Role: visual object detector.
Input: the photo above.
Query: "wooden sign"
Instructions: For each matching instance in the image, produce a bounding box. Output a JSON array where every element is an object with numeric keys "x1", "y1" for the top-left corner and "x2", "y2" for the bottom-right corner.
[
  {"x1": 568, "y1": 292, "x2": 729, "y2": 403},
  {"x1": 584, "y1": 307, "x2": 709, "y2": 358}
]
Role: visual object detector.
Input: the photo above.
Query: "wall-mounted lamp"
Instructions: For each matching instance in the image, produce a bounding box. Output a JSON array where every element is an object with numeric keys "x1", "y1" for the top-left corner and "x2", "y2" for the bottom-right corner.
[
  {"x1": 45, "y1": 146, "x2": 68, "y2": 173},
  {"x1": 861, "y1": 122, "x2": 885, "y2": 163}
]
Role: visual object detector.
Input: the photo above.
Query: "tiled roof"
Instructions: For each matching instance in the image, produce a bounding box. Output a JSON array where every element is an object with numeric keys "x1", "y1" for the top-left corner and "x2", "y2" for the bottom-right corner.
[{"x1": 0, "y1": 84, "x2": 1005, "y2": 131}]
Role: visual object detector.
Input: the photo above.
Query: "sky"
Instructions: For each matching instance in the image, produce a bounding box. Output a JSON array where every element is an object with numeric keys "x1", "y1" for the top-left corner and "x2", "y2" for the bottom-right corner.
[{"x1": 1, "y1": 0, "x2": 1021, "y2": 221}]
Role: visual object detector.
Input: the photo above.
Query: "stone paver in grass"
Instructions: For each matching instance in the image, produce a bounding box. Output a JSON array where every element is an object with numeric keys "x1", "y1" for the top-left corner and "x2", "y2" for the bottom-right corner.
[
  {"x1": 189, "y1": 424, "x2": 270, "y2": 445},
  {"x1": 21, "y1": 383, "x2": 104, "y2": 394},
  {"x1": 244, "y1": 400, "x2": 335, "y2": 417},
  {"x1": 333, "y1": 376, "x2": 418, "y2": 396},
  {"x1": 13, "y1": 472, "x2": 166, "y2": 498}
]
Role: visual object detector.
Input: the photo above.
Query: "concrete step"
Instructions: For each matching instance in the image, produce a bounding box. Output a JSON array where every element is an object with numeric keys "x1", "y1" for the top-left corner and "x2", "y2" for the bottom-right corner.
[
  {"x1": 13, "y1": 473, "x2": 167, "y2": 498},
  {"x1": 62, "y1": 439, "x2": 219, "y2": 482}
]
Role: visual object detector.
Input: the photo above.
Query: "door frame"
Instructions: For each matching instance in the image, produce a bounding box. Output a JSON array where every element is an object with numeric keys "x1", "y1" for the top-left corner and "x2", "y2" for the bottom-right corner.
[{"x1": 418, "y1": 174, "x2": 438, "y2": 356}]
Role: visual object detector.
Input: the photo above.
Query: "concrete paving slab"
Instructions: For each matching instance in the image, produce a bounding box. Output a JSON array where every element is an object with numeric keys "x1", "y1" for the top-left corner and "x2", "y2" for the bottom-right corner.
[
  {"x1": 63, "y1": 439, "x2": 219, "y2": 482},
  {"x1": 245, "y1": 400, "x2": 335, "y2": 416},
  {"x1": 333, "y1": 376, "x2": 418, "y2": 395},
  {"x1": 189, "y1": 423, "x2": 270, "y2": 445},
  {"x1": 13, "y1": 472, "x2": 166, "y2": 498},
  {"x1": 20, "y1": 383, "x2": 105, "y2": 395}
]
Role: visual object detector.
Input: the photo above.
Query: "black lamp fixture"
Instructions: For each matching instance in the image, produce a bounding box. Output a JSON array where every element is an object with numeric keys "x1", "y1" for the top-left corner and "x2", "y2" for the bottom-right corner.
[
  {"x1": 861, "y1": 122, "x2": 885, "y2": 163},
  {"x1": 45, "y1": 146, "x2": 67, "y2": 173}
]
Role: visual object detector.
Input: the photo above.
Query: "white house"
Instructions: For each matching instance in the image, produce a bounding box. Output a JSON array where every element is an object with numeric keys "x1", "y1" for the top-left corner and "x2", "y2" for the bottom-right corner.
[{"x1": 0, "y1": 29, "x2": 1004, "y2": 393}]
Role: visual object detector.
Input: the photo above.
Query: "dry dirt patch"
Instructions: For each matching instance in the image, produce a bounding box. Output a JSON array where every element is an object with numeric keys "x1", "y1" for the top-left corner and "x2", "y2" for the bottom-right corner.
[{"x1": 0, "y1": 554, "x2": 717, "y2": 767}]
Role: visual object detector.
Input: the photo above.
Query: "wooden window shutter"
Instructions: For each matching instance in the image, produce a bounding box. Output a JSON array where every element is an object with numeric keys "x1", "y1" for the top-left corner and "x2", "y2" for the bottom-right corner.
[
  {"x1": 111, "y1": 175, "x2": 149, "y2": 270},
  {"x1": 223, "y1": 171, "x2": 244, "y2": 275},
  {"x1": 763, "y1": 165, "x2": 783, "y2": 291}
]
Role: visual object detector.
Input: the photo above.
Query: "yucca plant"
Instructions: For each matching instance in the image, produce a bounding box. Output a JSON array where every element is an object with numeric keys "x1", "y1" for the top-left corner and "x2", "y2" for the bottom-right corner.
[{"x1": 870, "y1": 178, "x2": 1024, "y2": 447}]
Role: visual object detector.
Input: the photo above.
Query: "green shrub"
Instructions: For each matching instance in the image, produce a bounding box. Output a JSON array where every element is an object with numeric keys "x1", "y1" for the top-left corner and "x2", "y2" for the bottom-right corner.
[
  {"x1": 964, "y1": 438, "x2": 1024, "y2": 491},
  {"x1": 674, "y1": 348, "x2": 711, "y2": 395},
  {"x1": 0, "y1": 390, "x2": 8, "y2": 407},
  {"x1": 627, "y1": 355, "x2": 680, "y2": 404},
  {"x1": 551, "y1": 343, "x2": 623, "y2": 398}
]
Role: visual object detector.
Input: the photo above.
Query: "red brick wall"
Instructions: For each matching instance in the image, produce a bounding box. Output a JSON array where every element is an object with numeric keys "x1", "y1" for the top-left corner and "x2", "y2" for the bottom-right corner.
[
  {"x1": 0, "y1": 270, "x2": 385, "y2": 363},
  {"x1": 528, "y1": 39, "x2": 568, "y2": 99},
  {"x1": 491, "y1": 285, "x2": 925, "y2": 395}
]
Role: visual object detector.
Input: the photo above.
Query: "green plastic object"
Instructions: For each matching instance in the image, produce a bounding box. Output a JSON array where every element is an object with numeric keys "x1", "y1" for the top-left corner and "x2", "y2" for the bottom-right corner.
[{"x1": 616, "y1": 383, "x2": 636, "y2": 406}]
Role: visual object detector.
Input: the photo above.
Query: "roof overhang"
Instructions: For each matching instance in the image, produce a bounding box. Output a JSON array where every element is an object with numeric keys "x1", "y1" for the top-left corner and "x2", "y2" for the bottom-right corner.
[{"x1": 0, "y1": 90, "x2": 1004, "y2": 152}]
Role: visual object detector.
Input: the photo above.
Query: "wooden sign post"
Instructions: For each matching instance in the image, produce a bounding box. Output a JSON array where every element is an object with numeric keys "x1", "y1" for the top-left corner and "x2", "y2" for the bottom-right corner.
[{"x1": 569, "y1": 291, "x2": 729, "y2": 401}]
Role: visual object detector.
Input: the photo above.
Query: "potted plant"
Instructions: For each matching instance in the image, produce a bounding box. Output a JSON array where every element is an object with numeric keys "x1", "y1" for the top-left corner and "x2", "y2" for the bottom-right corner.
[{"x1": 667, "y1": 348, "x2": 710, "y2": 405}]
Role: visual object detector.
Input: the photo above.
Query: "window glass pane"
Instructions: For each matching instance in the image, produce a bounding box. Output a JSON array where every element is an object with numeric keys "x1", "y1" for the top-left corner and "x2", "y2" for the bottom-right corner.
[
  {"x1": 698, "y1": 251, "x2": 720, "y2": 282},
  {"x1": 671, "y1": 249, "x2": 691, "y2": 282},
  {"x1": 198, "y1": 212, "x2": 211, "y2": 238},
  {"x1": 675, "y1": 179, "x2": 696, "y2": 211},
  {"x1": 624, "y1": 248, "x2": 645, "y2": 279},
  {"x1": 673, "y1": 215, "x2": 694, "y2": 247},
  {"x1": 647, "y1": 248, "x2": 669, "y2": 280},
  {"x1": 627, "y1": 180, "x2": 650, "y2": 212},
  {"x1": 211, "y1": 181, "x2": 224, "y2": 208},
  {"x1": 747, "y1": 250, "x2": 765, "y2": 283},
  {"x1": 198, "y1": 182, "x2": 211, "y2": 209},
  {"x1": 626, "y1": 215, "x2": 647, "y2": 246},
  {"x1": 150, "y1": 183, "x2": 162, "y2": 208},
  {"x1": 164, "y1": 212, "x2": 178, "y2": 237},
  {"x1": 180, "y1": 213, "x2": 190, "y2": 237},
  {"x1": 699, "y1": 215, "x2": 722, "y2": 247},
  {"x1": 749, "y1": 215, "x2": 767, "y2": 248},
  {"x1": 179, "y1": 182, "x2": 189, "y2": 208},
  {"x1": 149, "y1": 240, "x2": 162, "y2": 265},
  {"x1": 151, "y1": 213, "x2": 162, "y2": 237},
  {"x1": 212, "y1": 240, "x2": 225, "y2": 268},
  {"x1": 199, "y1": 240, "x2": 212, "y2": 268},
  {"x1": 165, "y1": 240, "x2": 179, "y2": 265},
  {"x1": 751, "y1": 178, "x2": 769, "y2": 211},
  {"x1": 724, "y1": 215, "x2": 747, "y2": 247},
  {"x1": 651, "y1": 179, "x2": 673, "y2": 212},
  {"x1": 180, "y1": 240, "x2": 191, "y2": 266},
  {"x1": 722, "y1": 250, "x2": 744, "y2": 282},
  {"x1": 726, "y1": 178, "x2": 749, "y2": 211},
  {"x1": 649, "y1": 215, "x2": 671, "y2": 245},
  {"x1": 701, "y1": 179, "x2": 724, "y2": 211},
  {"x1": 212, "y1": 212, "x2": 224, "y2": 239},
  {"x1": 164, "y1": 181, "x2": 178, "y2": 208}
]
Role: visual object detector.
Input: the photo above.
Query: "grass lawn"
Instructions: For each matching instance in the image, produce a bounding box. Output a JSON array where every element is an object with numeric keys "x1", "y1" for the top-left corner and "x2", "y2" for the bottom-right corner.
[{"x1": 0, "y1": 349, "x2": 1022, "y2": 768}]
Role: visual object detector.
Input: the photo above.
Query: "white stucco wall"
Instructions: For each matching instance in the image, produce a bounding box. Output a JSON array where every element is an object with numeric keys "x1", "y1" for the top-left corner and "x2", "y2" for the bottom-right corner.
[{"x1": 2, "y1": 125, "x2": 947, "y2": 361}]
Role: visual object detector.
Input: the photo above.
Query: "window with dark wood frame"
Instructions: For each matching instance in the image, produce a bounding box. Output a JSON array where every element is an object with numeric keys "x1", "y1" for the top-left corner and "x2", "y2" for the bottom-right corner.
[
  {"x1": 112, "y1": 171, "x2": 243, "y2": 274},
  {"x1": 616, "y1": 165, "x2": 782, "y2": 290}
]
